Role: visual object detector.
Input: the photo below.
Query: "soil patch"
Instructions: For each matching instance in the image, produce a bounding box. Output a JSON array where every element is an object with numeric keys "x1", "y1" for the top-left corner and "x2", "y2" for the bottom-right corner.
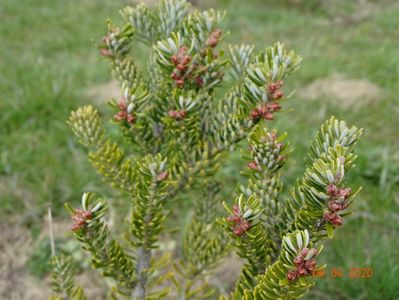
[{"x1": 299, "y1": 74, "x2": 384, "y2": 109}]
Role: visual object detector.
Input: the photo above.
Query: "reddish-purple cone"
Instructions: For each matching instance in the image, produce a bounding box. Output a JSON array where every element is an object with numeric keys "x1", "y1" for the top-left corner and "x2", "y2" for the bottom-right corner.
[
  {"x1": 71, "y1": 209, "x2": 92, "y2": 232},
  {"x1": 287, "y1": 247, "x2": 318, "y2": 282},
  {"x1": 226, "y1": 205, "x2": 252, "y2": 237}
]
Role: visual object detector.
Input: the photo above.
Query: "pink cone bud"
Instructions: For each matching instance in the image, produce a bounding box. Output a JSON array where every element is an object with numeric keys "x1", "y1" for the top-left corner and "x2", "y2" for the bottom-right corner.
[
  {"x1": 328, "y1": 201, "x2": 342, "y2": 212},
  {"x1": 240, "y1": 220, "x2": 251, "y2": 231},
  {"x1": 233, "y1": 226, "x2": 243, "y2": 236},
  {"x1": 338, "y1": 187, "x2": 351, "y2": 199},
  {"x1": 157, "y1": 171, "x2": 168, "y2": 181},
  {"x1": 287, "y1": 270, "x2": 298, "y2": 281},
  {"x1": 332, "y1": 215, "x2": 343, "y2": 226},
  {"x1": 226, "y1": 216, "x2": 235, "y2": 222},
  {"x1": 233, "y1": 215, "x2": 241, "y2": 223},
  {"x1": 71, "y1": 209, "x2": 92, "y2": 232},
  {"x1": 300, "y1": 248, "x2": 309, "y2": 257},
  {"x1": 176, "y1": 64, "x2": 186, "y2": 71},
  {"x1": 195, "y1": 76, "x2": 204, "y2": 86},
  {"x1": 293, "y1": 256, "x2": 304, "y2": 266},
  {"x1": 327, "y1": 184, "x2": 338, "y2": 196},
  {"x1": 100, "y1": 48, "x2": 111, "y2": 57},
  {"x1": 127, "y1": 114, "x2": 136, "y2": 124},
  {"x1": 248, "y1": 161, "x2": 259, "y2": 170},
  {"x1": 324, "y1": 212, "x2": 336, "y2": 222},
  {"x1": 102, "y1": 35, "x2": 111, "y2": 44},
  {"x1": 275, "y1": 80, "x2": 284, "y2": 88},
  {"x1": 175, "y1": 79, "x2": 185, "y2": 88},
  {"x1": 250, "y1": 108, "x2": 260, "y2": 120},
  {"x1": 267, "y1": 102, "x2": 282, "y2": 112},
  {"x1": 273, "y1": 90, "x2": 284, "y2": 100},
  {"x1": 304, "y1": 259, "x2": 317, "y2": 271},
  {"x1": 263, "y1": 112, "x2": 274, "y2": 120},
  {"x1": 297, "y1": 266, "x2": 308, "y2": 276},
  {"x1": 232, "y1": 205, "x2": 240, "y2": 215},
  {"x1": 267, "y1": 82, "x2": 278, "y2": 93}
]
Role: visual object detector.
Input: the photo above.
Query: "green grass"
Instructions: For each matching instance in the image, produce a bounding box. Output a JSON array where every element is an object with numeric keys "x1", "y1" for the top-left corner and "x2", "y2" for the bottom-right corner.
[{"x1": 1, "y1": 0, "x2": 398, "y2": 298}]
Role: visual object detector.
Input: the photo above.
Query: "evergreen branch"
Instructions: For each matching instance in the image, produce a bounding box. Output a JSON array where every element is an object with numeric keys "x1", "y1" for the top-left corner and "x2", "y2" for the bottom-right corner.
[
  {"x1": 55, "y1": 1, "x2": 364, "y2": 299},
  {"x1": 242, "y1": 230, "x2": 323, "y2": 300},
  {"x1": 229, "y1": 45, "x2": 254, "y2": 81},
  {"x1": 240, "y1": 125, "x2": 290, "y2": 248},
  {"x1": 126, "y1": 154, "x2": 169, "y2": 299},
  {"x1": 100, "y1": 21, "x2": 134, "y2": 59},
  {"x1": 167, "y1": 141, "x2": 221, "y2": 197},
  {"x1": 158, "y1": 0, "x2": 190, "y2": 38},
  {"x1": 182, "y1": 182, "x2": 227, "y2": 274},
  {"x1": 183, "y1": 9, "x2": 226, "y2": 51},
  {"x1": 68, "y1": 106, "x2": 105, "y2": 149},
  {"x1": 279, "y1": 117, "x2": 363, "y2": 240},
  {"x1": 210, "y1": 43, "x2": 301, "y2": 155},
  {"x1": 121, "y1": 3, "x2": 159, "y2": 44},
  {"x1": 173, "y1": 182, "x2": 227, "y2": 299},
  {"x1": 88, "y1": 140, "x2": 136, "y2": 193},
  {"x1": 219, "y1": 194, "x2": 273, "y2": 297},
  {"x1": 68, "y1": 106, "x2": 137, "y2": 194},
  {"x1": 50, "y1": 254, "x2": 87, "y2": 300},
  {"x1": 66, "y1": 193, "x2": 137, "y2": 296}
]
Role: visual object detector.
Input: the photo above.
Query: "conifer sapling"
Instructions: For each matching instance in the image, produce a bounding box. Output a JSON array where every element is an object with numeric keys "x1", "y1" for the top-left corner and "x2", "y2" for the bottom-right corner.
[{"x1": 50, "y1": 1, "x2": 363, "y2": 299}]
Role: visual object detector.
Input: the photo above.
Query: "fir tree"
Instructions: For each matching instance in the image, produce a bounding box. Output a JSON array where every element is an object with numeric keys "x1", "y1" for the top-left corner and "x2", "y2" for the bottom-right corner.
[{"x1": 50, "y1": 1, "x2": 362, "y2": 299}]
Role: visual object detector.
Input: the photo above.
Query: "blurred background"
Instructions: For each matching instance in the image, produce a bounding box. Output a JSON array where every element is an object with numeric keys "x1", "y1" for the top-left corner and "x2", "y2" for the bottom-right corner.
[{"x1": 1, "y1": 0, "x2": 398, "y2": 299}]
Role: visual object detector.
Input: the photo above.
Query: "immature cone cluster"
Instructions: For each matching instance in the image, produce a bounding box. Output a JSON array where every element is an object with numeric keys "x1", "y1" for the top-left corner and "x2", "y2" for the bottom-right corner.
[
  {"x1": 114, "y1": 99, "x2": 136, "y2": 124},
  {"x1": 206, "y1": 29, "x2": 222, "y2": 48},
  {"x1": 287, "y1": 248, "x2": 318, "y2": 282},
  {"x1": 71, "y1": 209, "x2": 92, "y2": 232},
  {"x1": 323, "y1": 184, "x2": 351, "y2": 226},
  {"x1": 168, "y1": 109, "x2": 187, "y2": 120},
  {"x1": 250, "y1": 80, "x2": 284, "y2": 121},
  {"x1": 171, "y1": 47, "x2": 194, "y2": 88},
  {"x1": 226, "y1": 205, "x2": 251, "y2": 236}
]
